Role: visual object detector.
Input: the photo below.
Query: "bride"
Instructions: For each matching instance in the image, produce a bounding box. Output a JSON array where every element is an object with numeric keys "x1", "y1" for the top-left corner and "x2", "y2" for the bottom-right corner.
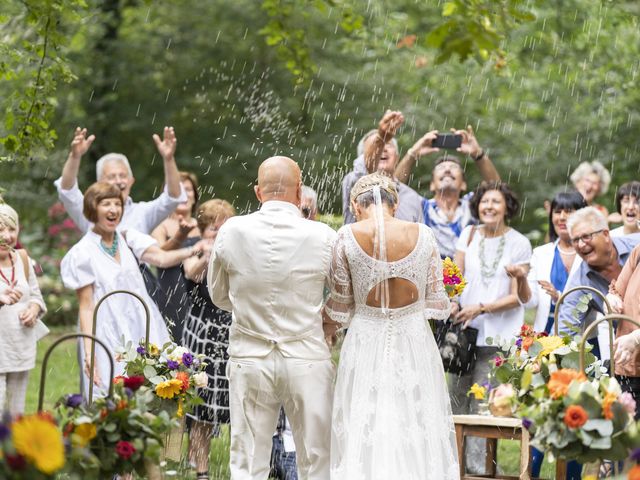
[{"x1": 325, "y1": 172, "x2": 459, "y2": 479}]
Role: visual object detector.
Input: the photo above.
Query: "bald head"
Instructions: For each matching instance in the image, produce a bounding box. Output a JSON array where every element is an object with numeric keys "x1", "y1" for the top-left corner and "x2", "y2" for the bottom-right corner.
[{"x1": 254, "y1": 156, "x2": 302, "y2": 205}]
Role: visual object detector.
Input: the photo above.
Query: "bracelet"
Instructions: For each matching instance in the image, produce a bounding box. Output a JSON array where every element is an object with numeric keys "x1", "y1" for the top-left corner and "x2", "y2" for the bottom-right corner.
[
  {"x1": 479, "y1": 302, "x2": 486, "y2": 314},
  {"x1": 473, "y1": 149, "x2": 485, "y2": 161}
]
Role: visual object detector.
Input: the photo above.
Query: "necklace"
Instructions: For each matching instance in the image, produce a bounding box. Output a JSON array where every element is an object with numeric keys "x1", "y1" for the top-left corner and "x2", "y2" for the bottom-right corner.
[
  {"x1": 0, "y1": 253, "x2": 15, "y2": 286},
  {"x1": 479, "y1": 233, "x2": 506, "y2": 280},
  {"x1": 100, "y1": 234, "x2": 119, "y2": 257},
  {"x1": 557, "y1": 245, "x2": 576, "y2": 256}
]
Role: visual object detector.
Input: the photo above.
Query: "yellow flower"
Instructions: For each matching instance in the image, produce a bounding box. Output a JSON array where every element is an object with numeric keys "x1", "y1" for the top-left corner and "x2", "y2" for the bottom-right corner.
[
  {"x1": 468, "y1": 383, "x2": 487, "y2": 400},
  {"x1": 73, "y1": 422, "x2": 97, "y2": 447},
  {"x1": 536, "y1": 335, "x2": 565, "y2": 357},
  {"x1": 12, "y1": 414, "x2": 65, "y2": 474},
  {"x1": 177, "y1": 399, "x2": 184, "y2": 418},
  {"x1": 149, "y1": 343, "x2": 160, "y2": 356},
  {"x1": 155, "y1": 379, "x2": 183, "y2": 399}
]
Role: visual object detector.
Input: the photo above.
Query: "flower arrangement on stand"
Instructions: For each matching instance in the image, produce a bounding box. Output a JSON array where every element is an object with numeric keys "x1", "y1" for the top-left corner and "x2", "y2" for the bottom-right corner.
[
  {"x1": 117, "y1": 340, "x2": 207, "y2": 418},
  {"x1": 0, "y1": 412, "x2": 66, "y2": 479},
  {"x1": 55, "y1": 383, "x2": 177, "y2": 478}
]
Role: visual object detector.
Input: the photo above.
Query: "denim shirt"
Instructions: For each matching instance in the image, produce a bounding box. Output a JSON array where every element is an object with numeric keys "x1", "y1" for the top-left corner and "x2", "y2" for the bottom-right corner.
[{"x1": 557, "y1": 234, "x2": 640, "y2": 336}]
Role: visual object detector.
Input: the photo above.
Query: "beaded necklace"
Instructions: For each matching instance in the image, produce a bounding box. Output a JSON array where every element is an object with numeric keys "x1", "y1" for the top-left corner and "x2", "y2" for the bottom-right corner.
[
  {"x1": 100, "y1": 234, "x2": 119, "y2": 257},
  {"x1": 479, "y1": 232, "x2": 506, "y2": 280}
]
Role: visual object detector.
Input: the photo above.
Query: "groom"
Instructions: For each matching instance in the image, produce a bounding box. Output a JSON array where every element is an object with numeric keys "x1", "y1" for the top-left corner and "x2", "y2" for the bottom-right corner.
[{"x1": 208, "y1": 156, "x2": 337, "y2": 480}]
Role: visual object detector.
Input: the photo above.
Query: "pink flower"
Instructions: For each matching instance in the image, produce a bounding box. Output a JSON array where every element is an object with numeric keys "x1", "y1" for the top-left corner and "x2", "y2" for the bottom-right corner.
[
  {"x1": 48, "y1": 202, "x2": 66, "y2": 219},
  {"x1": 494, "y1": 356, "x2": 505, "y2": 367},
  {"x1": 48, "y1": 225, "x2": 62, "y2": 236},
  {"x1": 619, "y1": 392, "x2": 637, "y2": 415},
  {"x1": 62, "y1": 218, "x2": 77, "y2": 230}
]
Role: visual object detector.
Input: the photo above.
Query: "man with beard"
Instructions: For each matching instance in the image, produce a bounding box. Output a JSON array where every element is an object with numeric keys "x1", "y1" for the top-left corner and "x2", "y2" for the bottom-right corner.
[
  {"x1": 54, "y1": 126, "x2": 185, "y2": 234},
  {"x1": 393, "y1": 124, "x2": 500, "y2": 259}
]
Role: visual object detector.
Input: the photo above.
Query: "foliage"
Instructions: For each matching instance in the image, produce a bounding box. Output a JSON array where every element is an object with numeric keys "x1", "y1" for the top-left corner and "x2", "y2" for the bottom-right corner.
[
  {"x1": 0, "y1": 412, "x2": 66, "y2": 479},
  {"x1": 117, "y1": 340, "x2": 207, "y2": 418},
  {"x1": 55, "y1": 383, "x2": 177, "y2": 477}
]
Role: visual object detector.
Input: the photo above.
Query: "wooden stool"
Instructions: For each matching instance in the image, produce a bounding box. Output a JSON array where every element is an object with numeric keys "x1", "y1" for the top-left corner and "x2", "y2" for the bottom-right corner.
[{"x1": 453, "y1": 414, "x2": 532, "y2": 480}]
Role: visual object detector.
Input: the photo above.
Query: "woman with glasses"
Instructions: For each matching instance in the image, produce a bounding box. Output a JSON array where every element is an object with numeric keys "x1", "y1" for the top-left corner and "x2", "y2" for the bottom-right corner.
[{"x1": 610, "y1": 181, "x2": 640, "y2": 237}]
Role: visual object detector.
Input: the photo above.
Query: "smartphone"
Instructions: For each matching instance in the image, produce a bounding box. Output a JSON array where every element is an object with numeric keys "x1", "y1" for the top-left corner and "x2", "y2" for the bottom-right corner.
[{"x1": 432, "y1": 134, "x2": 462, "y2": 149}]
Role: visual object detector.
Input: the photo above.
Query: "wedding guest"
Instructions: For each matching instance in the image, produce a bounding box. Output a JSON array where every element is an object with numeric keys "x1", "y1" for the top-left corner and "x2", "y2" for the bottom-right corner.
[
  {"x1": 301, "y1": 185, "x2": 318, "y2": 220},
  {"x1": 569, "y1": 161, "x2": 611, "y2": 218},
  {"x1": 54, "y1": 126, "x2": 186, "y2": 234},
  {"x1": 61, "y1": 182, "x2": 203, "y2": 399},
  {"x1": 182, "y1": 199, "x2": 235, "y2": 480},
  {"x1": 606, "y1": 243, "x2": 640, "y2": 420},
  {"x1": 525, "y1": 191, "x2": 587, "y2": 480},
  {"x1": 556, "y1": 207, "x2": 640, "y2": 353},
  {"x1": 610, "y1": 181, "x2": 640, "y2": 237},
  {"x1": 452, "y1": 181, "x2": 531, "y2": 475},
  {"x1": 151, "y1": 171, "x2": 201, "y2": 342},
  {"x1": 341, "y1": 111, "x2": 423, "y2": 224},
  {"x1": 0, "y1": 203, "x2": 47, "y2": 415},
  {"x1": 394, "y1": 125, "x2": 501, "y2": 259},
  {"x1": 526, "y1": 191, "x2": 587, "y2": 333}
]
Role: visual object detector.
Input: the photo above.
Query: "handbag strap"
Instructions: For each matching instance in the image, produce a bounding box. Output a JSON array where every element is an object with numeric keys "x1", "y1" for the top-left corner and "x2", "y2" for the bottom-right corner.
[
  {"x1": 17, "y1": 249, "x2": 29, "y2": 280},
  {"x1": 466, "y1": 225, "x2": 477, "y2": 247}
]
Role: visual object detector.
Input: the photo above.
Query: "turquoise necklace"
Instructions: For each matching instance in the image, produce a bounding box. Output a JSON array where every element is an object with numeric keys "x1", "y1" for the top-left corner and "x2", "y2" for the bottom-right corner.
[{"x1": 100, "y1": 234, "x2": 119, "y2": 257}]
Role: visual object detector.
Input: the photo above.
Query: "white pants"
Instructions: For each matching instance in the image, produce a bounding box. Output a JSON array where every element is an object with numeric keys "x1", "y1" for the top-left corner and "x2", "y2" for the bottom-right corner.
[
  {"x1": 0, "y1": 371, "x2": 29, "y2": 415},
  {"x1": 228, "y1": 350, "x2": 335, "y2": 480}
]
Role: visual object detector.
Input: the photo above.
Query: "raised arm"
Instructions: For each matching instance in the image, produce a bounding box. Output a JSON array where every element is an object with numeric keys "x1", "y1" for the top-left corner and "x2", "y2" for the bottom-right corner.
[
  {"x1": 454, "y1": 125, "x2": 500, "y2": 182},
  {"x1": 395, "y1": 130, "x2": 440, "y2": 184},
  {"x1": 152, "y1": 126, "x2": 181, "y2": 198},
  {"x1": 363, "y1": 110, "x2": 404, "y2": 173},
  {"x1": 61, "y1": 127, "x2": 95, "y2": 190},
  {"x1": 139, "y1": 241, "x2": 203, "y2": 269}
]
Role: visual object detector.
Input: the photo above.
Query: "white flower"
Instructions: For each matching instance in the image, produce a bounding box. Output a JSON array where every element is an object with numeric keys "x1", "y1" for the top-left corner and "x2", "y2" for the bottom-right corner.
[
  {"x1": 168, "y1": 346, "x2": 189, "y2": 363},
  {"x1": 194, "y1": 372, "x2": 208, "y2": 388}
]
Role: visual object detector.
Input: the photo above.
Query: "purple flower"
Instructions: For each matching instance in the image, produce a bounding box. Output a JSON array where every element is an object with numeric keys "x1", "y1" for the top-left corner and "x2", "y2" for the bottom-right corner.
[
  {"x1": 515, "y1": 338, "x2": 523, "y2": 348},
  {"x1": 65, "y1": 393, "x2": 83, "y2": 408},
  {"x1": 136, "y1": 346, "x2": 146, "y2": 355},
  {"x1": 631, "y1": 447, "x2": 640, "y2": 462},
  {"x1": 182, "y1": 353, "x2": 194, "y2": 367},
  {"x1": 124, "y1": 387, "x2": 133, "y2": 398},
  {"x1": 167, "y1": 360, "x2": 179, "y2": 370},
  {"x1": 0, "y1": 422, "x2": 9, "y2": 441},
  {"x1": 522, "y1": 418, "x2": 532, "y2": 430}
]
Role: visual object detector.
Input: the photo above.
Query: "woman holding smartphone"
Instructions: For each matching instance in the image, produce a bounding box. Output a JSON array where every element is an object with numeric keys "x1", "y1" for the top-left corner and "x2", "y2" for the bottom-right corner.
[{"x1": 450, "y1": 181, "x2": 532, "y2": 474}]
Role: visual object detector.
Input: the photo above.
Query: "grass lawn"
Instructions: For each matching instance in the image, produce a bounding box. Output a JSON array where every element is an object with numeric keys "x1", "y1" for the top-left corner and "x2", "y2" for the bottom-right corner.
[{"x1": 26, "y1": 328, "x2": 561, "y2": 479}]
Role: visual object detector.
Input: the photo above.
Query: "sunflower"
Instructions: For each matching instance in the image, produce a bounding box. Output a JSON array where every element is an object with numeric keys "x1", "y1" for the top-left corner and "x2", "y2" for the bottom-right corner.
[
  {"x1": 155, "y1": 378, "x2": 183, "y2": 399},
  {"x1": 12, "y1": 415, "x2": 65, "y2": 474},
  {"x1": 536, "y1": 335, "x2": 565, "y2": 357}
]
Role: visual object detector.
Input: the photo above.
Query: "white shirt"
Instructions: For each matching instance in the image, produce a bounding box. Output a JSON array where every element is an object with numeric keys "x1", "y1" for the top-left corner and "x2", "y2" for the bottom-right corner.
[
  {"x1": 53, "y1": 178, "x2": 186, "y2": 234},
  {"x1": 208, "y1": 200, "x2": 337, "y2": 360},
  {"x1": 456, "y1": 226, "x2": 532, "y2": 346}
]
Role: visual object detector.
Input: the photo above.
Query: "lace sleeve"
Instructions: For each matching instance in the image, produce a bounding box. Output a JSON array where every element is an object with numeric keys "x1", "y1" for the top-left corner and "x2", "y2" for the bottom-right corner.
[
  {"x1": 325, "y1": 230, "x2": 355, "y2": 326},
  {"x1": 424, "y1": 227, "x2": 451, "y2": 320}
]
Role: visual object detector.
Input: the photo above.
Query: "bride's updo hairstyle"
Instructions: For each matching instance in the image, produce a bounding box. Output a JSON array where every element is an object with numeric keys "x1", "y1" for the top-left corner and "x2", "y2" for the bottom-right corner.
[{"x1": 350, "y1": 172, "x2": 399, "y2": 211}]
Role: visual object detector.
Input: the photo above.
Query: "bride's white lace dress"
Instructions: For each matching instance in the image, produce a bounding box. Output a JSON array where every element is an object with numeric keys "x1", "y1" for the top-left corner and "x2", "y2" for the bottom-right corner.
[{"x1": 327, "y1": 224, "x2": 460, "y2": 480}]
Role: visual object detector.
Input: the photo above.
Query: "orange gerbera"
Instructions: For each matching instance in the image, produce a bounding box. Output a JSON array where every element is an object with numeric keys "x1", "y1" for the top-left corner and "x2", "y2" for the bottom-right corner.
[
  {"x1": 522, "y1": 336, "x2": 535, "y2": 351},
  {"x1": 563, "y1": 405, "x2": 589, "y2": 428},
  {"x1": 629, "y1": 464, "x2": 640, "y2": 480},
  {"x1": 602, "y1": 391, "x2": 617, "y2": 420},
  {"x1": 547, "y1": 369, "x2": 586, "y2": 399},
  {"x1": 176, "y1": 371, "x2": 190, "y2": 391}
]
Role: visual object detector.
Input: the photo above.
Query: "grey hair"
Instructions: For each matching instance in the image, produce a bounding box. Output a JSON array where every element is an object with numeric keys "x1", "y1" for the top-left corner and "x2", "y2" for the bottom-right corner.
[
  {"x1": 96, "y1": 153, "x2": 133, "y2": 180},
  {"x1": 357, "y1": 129, "x2": 399, "y2": 157},
  {"x1": 301, "y1": 185, "x2": 318, "y2": 210},
  {"x1": 566, "y1": 206, "x2": 608, "y2": 236},
  {"x1": 569, "y1": 161, "x2": 611, "y2": 195}
]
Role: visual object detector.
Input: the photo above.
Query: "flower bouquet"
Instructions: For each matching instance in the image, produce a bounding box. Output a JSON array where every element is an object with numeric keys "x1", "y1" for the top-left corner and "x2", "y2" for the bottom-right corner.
[
  {"x1": 0, "y1": 412, "x2": 66, "y2": 479},
  {"x1": 442, "y1": 257, "x2": 466, "y2": 298},
  {"x1": 520, "y1": 371, "x2": 640, "y2": 464},
  {"x1": 117, "y1": 340, "x2": 207, "y2": 419},
  {"x1": 56, "y1": 383, "x2": 177, "y2": 478}
]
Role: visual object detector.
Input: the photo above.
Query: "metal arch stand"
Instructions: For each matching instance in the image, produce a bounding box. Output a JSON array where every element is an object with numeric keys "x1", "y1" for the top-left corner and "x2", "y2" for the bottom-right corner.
[
  {"x1": 89, "y1": 289, "x2": 151, "y2": 401},
  {"x1": 553, "y1": 285, "x2": 614, "y2": 371},
  {"x1": 38, "y1": 333, "x2": 115, "y2": 410}
]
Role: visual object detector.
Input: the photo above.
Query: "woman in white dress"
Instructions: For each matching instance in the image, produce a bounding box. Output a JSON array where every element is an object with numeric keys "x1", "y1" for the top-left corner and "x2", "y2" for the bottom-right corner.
[
  {"x1": 325, "y1": 173, "x2": 459, "y2": 480},
  {"x1": 61, "y1": 182, "x2": 203, "y2": 398},
  {"x1": 0, "y1": 203, "x2": 47, "y2": 414}
]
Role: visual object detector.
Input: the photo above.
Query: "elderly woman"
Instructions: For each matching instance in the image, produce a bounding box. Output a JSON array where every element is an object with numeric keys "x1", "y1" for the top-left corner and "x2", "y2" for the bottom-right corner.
[
  {"x1": 0, "y1": 203, "x2": 47, "y2": 414},
  {"x1": 452, "y1": 181, "x2": 532, "y2": 475},
  {"x1": 610, "y1": 181, "x2": 640, "y2": 237},
  {"x1": 61, "y1": 182, "x2": 203, "y2": 398},
  {"x1": 569, "y1": 161, "x2": 611, "y2": 217},
  {"x1": 181, "y1": 199, "x2": 235, "y2": 480}
]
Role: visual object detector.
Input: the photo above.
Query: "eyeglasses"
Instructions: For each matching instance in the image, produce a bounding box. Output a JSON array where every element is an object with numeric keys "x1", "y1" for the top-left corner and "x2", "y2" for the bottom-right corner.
[{"x1": 570, "y1": 229, "x2": 604, "y2": 246}]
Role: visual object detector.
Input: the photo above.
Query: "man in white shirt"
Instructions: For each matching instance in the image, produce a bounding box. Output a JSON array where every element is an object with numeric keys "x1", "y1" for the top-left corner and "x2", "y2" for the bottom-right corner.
[
  {"x1": 209, "y1": 156, "x2": 336, "y2": 480},
  {"x1": 53, "y1": 126, "x2": 186, "y2": 234}
]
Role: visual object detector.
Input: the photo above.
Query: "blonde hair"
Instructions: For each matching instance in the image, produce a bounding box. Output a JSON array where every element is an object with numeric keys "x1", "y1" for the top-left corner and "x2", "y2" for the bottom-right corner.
[
  {"x1": 350, "y1": 172, "x2": 399, "y2": 206},
  {"x1": 570, "y1": 161, "x2": 611, "y2": 195},
  {"x1": 196, "y1": 199, "x2": 235, "y2": 233},
  {"x1": 0, "y1": 203, "x2": 19, "y2": 230}
]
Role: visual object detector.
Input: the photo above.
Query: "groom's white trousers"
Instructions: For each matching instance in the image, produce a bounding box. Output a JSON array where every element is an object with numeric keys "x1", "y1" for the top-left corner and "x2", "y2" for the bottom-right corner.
[{"x1": 227, "y1": 349, "x2": 335, "y2": 480}]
